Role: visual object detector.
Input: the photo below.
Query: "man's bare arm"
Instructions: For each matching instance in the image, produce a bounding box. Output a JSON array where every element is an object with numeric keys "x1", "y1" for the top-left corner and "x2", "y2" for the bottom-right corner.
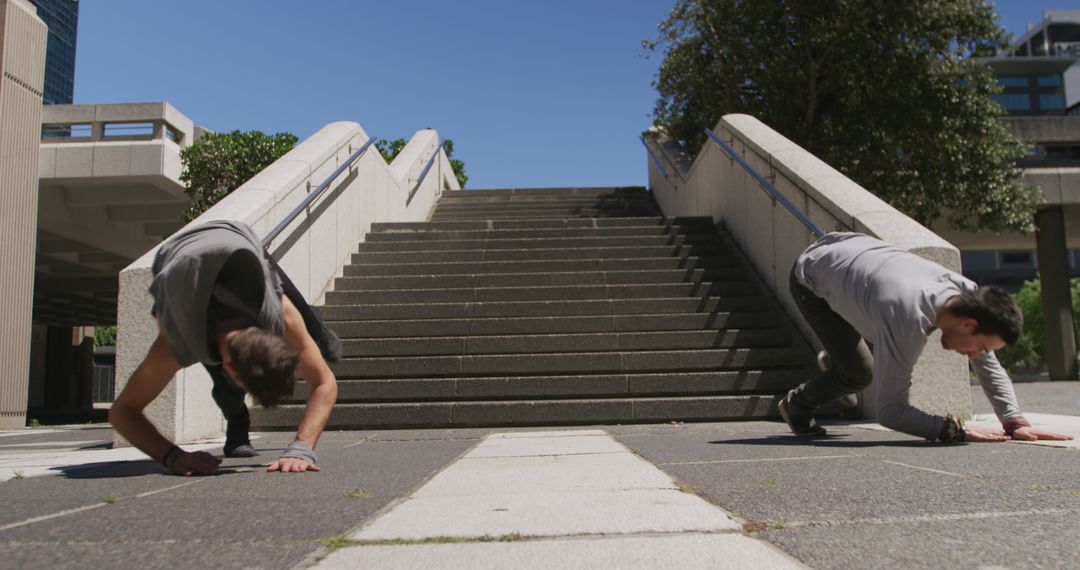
[
  {"x1": 268, "y1": 295, "x2": 339, "y2": 473},
  {"x1": 108, "y1": 331, "x2": 221, "y2": 475}
]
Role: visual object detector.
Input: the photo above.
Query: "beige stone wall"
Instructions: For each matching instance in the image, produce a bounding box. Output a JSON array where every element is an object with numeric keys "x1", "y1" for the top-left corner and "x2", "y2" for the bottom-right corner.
[
  {"x1": 115, "y1": 125, "x2": 457, "y2": 445},
  {"x1": 0, "y1": 0, "x2": 45, "y2": 429},
  {"x1": 645, "y1": 114, "x2": 971, "y2": 420}
]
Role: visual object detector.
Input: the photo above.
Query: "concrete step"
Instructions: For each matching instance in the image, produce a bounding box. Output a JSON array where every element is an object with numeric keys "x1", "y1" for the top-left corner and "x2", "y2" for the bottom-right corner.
[
  {"x1": 319, "y1": 296, "x2": 768, "y2": 321},
  {"x1": 437, "y1": 189, "x2": 650, "y2": 200},
  {"x1": 251, "y1": 394, "x2": 782, "y2": 429},
  {"x1": 340, "y1": 329, "x2": 791, "y2": 357},
  {"x1": 364, "y1": 225, "x2": 717, "y2": 242},
  {"x1": 334, "y1": 267, "x2": 757, "y2": 291},
  {"x1": 446, "y1": 187, "x2": 643, "y2": 195},
  {"x1": 329, "y1": 347, "x2": 807, "y2": 378},
  {"x1": 292, "y1": 369, "x2": 806, "y2": 402},
  {"x1": 429, "y1": 208, "x2": 601, "y2": 217},
  {"x1": 349, "y1": 245, "x2": 734, "y2": 264},
  {"x1": 355, "y1": 234, "x2": 692, "y2": 252},
  {"x1": 370, "y1": 216, "x2": 714, "y2": 233},
  {"x1": 343, "y1": 256, "x2": 741, "y2": 277},
  {"x1": 443, "y1": 187, "x2": 646, "y2": 195},
  {"x1": 329, "y1": 311, "x2": 779, "y2": 338},
  {"x1": 335, "y1": 269, "x2": 715, "y2": 291},
  {"x1": 323, "y1": 282, "x2": 759, "y2": 305},
  {"x1": 432, "y1": 200, "x2": 658, "y2": 212}
]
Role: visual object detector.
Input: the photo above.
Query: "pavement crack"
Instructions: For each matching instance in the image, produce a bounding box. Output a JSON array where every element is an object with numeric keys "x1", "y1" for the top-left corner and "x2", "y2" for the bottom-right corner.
[
  {"x1": 0, "y1": 478, "x2": 208, "y2": 533},
  {"x1": 781, "y1": 508, "x2": 1080, "y2": 530}
]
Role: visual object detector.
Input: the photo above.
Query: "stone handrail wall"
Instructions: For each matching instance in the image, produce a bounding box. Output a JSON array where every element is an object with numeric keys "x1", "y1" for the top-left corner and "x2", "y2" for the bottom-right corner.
[
  {"x1": 116, "y1": 123, "x2": 459, "y2": 444},
  {"x1": 644, "y1": 114, "x2": 970, "y2": 419}
]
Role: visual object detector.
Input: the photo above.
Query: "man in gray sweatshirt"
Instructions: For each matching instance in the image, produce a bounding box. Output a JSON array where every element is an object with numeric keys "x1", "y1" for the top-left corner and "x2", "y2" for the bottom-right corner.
[
  {"x1": 780, "y1": 232, "x2": 1072, "y2": 443},
  {"x1": 110, "y1": 221, "x2": 340, "y2": 475}
]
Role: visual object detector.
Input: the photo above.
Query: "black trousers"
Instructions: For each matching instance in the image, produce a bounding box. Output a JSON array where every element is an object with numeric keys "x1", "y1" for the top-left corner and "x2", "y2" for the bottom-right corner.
[{"x1": 788, "y1": 268, "x2": 874, "y2": 411}]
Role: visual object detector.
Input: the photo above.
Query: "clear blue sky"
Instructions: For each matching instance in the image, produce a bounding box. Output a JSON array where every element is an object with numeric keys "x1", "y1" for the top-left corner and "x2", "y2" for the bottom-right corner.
[{"x1": 73, "y1": 1, "x2": 1078, "y2": 189}]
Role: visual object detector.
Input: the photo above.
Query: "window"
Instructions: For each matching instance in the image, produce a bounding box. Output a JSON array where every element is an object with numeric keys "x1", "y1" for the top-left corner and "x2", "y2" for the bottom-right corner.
[
  {"x1": 41, "y1": 123, "x2": 91, "y2": 139},
  {"x1": 997, "y1": 75, "x2": 1028, "y2": 88},
  {"x1": 1039, "y1": 93, "x2": 1065, "y2": 110},
  {"x1": 961, "y1": 251, "x2": 997, "y2": 270},
  {"x1": 992, "y1": 93, "x2": 1031, "y2": 111},
  {"x1": 1037, "y1": 74, "x2": 1063, "y2": 87},
  {"x1": 1000, "y1": 251, "x2": 1034, "y2": 267},
  {"x1": 103, "y1": 122, "x2": 155, "y2": 138}
]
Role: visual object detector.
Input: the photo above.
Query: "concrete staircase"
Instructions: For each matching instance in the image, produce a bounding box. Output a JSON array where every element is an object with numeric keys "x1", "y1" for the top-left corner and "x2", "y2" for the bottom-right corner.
[{"x1": 252, "y1": 187, "x2": 815, "y2": 429}]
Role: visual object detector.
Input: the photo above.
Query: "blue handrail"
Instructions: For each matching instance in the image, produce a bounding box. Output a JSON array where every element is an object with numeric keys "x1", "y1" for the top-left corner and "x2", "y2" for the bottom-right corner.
[
  {"x1": 640, "y1": 135, "x2": 670, "y2": 178},
  {"x1": 406, "y1": 141, "x2": 448, "y2": 205},
  {"x1": 704, "y1": 128, "x2": 825, "y2": 239},
  {"x1": 262, "y1": 137, "x2": 376, "y2": 248}
]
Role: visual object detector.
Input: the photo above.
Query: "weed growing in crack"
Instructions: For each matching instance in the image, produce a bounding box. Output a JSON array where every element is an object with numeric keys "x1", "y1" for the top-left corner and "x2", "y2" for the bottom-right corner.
[{"x1": 320, "y1": 536, "x2": 350, "y2": 551}]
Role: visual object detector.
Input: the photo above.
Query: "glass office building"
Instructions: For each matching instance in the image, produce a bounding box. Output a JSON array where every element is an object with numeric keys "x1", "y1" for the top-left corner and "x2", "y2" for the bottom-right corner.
[{"x1": 30, "y1": 0, "x2": 78, "y2": 105}]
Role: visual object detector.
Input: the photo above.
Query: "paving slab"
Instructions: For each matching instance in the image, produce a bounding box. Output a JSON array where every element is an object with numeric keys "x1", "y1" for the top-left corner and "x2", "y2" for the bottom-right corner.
[
  {"x1": 318, "y1": 533, "x2": 805, "y2": 570},
  {"x1": 614, "y1": 417, "x2": 1080, "y2": 569},
  {"x1": 0, "y1": 430, "x2": 476, "y2": 570},
  {"x1": 351, "y1": 430, "x2": 741, "y2": 542}
]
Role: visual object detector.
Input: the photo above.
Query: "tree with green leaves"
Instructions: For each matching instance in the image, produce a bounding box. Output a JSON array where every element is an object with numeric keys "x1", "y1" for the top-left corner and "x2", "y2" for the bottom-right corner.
[
  {"x1": 377, "y1": 137, "x2": 468, "y2": 189},
  {"x1": 645, "y1": 0, "x2": 1038, "y2": 233},
  {"x1": 179, "y1": 130, "x2": 298, "y2": 222}
]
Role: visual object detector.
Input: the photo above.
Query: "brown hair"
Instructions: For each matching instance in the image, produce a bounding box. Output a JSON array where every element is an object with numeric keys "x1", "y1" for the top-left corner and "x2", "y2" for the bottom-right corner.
[
  {"x1": 225, "y1": 327, "x2": 300, "y2": 407},
  {"x1": 948, "y1": 286, "x2": 1023, "y2": 346}
]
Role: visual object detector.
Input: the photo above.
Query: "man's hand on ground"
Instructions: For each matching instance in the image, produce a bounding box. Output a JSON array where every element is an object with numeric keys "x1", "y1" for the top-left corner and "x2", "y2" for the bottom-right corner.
[
  {"x1": 267, "y1": 457, "x2": 320, "y2": 473},
  {"x1": 963, "y1": 426, "x2": 1009, "y2": 442},
  {"x1": 1010, "y1": 426, "x2": 1074, "y2": 441},
  {"x1": 170, "y1": 451, "x2": 221, "y2": 476}
]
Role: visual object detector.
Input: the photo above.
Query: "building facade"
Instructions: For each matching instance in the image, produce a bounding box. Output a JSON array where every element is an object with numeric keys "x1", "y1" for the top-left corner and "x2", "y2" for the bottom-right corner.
[
  {"x1": 0, "y1": 0, "x2": 47, "y2": 429},
  {"x1": 28, "y1": 0, "x2": 76, "y2": 105}
]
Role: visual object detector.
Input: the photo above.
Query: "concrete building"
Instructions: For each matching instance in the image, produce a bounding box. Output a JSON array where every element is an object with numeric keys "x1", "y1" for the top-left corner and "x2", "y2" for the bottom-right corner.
[
  {"x1": 937, "y1": 10, "x2": 1080, "y2": 380},
  {"x1": 30, "y1": 102, "x2": 199, "y2": 422},
  {"x1": 0, "y1": 0, "x2": 47, "y2": 429},
  {"x1": 27, "y1": 0, "x2": 76, "y2": 105}
]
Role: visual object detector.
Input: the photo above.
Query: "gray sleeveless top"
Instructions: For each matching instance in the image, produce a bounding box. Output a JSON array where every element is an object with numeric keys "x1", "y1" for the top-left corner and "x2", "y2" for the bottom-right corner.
[{"x1": 150, "y1": 220, "x2": 284, "y2": 367}]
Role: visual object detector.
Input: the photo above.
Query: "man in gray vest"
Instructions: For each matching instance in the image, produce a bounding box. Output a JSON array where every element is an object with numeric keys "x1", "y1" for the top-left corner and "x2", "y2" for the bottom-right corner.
[
  {"x1": 110, "y1": 221, "x2": 340, "y2": 475},
  {"x1": 780, "y1": 232, "x2": 1072, "y2": 443}
]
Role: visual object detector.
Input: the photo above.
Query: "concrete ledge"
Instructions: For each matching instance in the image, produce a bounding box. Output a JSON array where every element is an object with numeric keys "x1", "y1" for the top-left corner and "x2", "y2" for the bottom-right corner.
[{"x1": 645, "y1": 114, "x2": 969, "y2": 420}]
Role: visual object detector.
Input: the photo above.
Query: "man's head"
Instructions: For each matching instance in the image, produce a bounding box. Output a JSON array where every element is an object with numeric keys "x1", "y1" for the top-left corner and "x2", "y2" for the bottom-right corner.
[
  {"x1": 221, "y1": 327, "x2": 300, "y2": 407},
  {"x1": 940, "y1": 286, "x2": 1022, "y2": 358}
]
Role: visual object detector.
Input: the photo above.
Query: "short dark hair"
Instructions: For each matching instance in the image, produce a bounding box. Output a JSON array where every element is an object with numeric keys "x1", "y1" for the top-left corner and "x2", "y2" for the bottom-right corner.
[
  {"x1": 948, "y1": 286, "x2": 1023, "y2": 345},
  {"x1": 225, "y1": 327, "x2": 300, "y2": 407}
]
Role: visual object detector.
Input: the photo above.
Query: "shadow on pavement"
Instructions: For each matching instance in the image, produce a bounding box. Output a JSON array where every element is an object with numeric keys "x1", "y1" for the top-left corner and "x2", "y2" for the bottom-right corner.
[
  {"x1": 52, "y1": 461, "x2": 267, "y2": 479},
  {"x1": 709, "y1": 435, "x2": 932, "y2": 448}
]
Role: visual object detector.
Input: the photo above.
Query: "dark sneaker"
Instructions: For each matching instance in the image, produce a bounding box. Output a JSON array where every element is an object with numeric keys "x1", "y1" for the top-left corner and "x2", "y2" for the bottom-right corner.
[
  {"x1": 224, "y1": 408, "x2": 257, "y2": 457},
  {"x1": 778, "y1": 389, "x2": 827, "y2": 437},
  {"x1": 223, "y1": 442, "x2": 258, "y2": 458}
]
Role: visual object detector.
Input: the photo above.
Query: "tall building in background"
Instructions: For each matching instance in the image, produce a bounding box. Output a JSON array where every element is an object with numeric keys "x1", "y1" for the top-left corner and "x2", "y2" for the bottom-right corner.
[
  {"x1": 0, "y1": 0, "x2": 47, "y2": 429},
  {"x1": 28, "y1": 0, "x2": 76, "y2": 105}
]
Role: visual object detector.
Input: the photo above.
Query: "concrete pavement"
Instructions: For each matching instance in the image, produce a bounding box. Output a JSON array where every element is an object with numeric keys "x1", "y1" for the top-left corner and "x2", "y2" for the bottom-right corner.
[{"x1": 0, "y1": 382, "x2": 1077, "y2": 569}]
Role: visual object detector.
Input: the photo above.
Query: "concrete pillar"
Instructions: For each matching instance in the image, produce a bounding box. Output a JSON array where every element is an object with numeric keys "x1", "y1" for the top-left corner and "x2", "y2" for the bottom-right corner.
[
  {"x1": 0, "y1": 0, "x2": 46, "y2": 429},
  {"x1": 1035, "y1": 207, "x2": 1078, "y2": 380}
]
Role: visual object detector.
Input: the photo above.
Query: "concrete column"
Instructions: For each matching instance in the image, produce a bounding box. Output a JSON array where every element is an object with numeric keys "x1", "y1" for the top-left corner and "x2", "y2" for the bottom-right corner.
[
  {"x1": 1035, "y1": 206, "x2": 1078, "y2": 380},
  {"x1": 0, "y1": 0, "x2": 46, "y2": 429}
]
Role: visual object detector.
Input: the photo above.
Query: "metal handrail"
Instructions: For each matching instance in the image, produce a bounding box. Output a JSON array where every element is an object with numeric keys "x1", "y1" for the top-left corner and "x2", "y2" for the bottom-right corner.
[
  {"x1": 406, "y1": 141, "x2": 447, "y2": 205},
  {"x1": 262, "y1": 137, "x2": 376, "y2": 247},
  {"x1": 704, "y1": 128, "x2": 825, "y2": 239},
  {"x1": 641, "y1": 135, "x2": 670, "y2": 178}
]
